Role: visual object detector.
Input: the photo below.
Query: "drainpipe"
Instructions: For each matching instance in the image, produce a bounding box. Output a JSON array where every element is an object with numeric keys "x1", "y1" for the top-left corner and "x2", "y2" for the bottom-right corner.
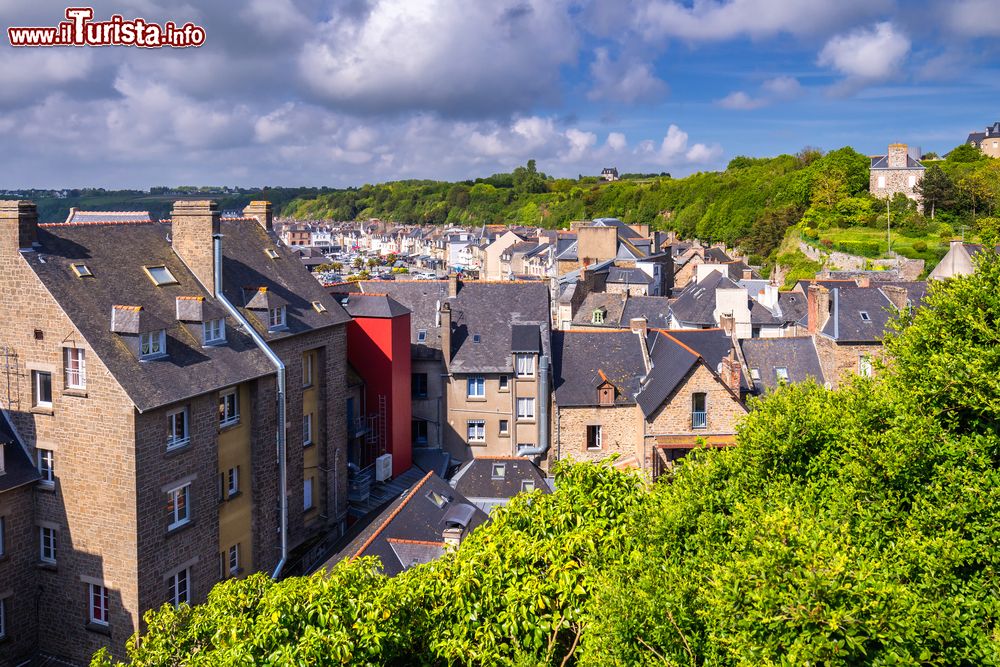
[
  {"x1": 517, "y1": 354, "x2": 550, "y2": 457},
  {"x1": 212, "y1": 233, "x2": 288, "y2": 578}
]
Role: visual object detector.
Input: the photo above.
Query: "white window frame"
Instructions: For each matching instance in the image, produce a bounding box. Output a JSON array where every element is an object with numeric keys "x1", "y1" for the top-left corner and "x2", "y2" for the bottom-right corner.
[
  {"x1": 750, "y1": 368, "x2": 760, "y2": 381},
  {"x1": 587, "y1": 424, "x2": 603, "y2": 450},
  {"x1": 227, "y1": 466, "x2": 239, "y2": 498},
  {"x1": 39, "y1": 526, "x2": 56, "y2": 564},
  {"x1": 303, "y1": 477, "x2": 314, "y2": 511},
  {"x1": 516, "y1": 397, "x2": 535, "y2": 421},
  {"x1": 877, "y1": 175, "x2": 886, "y2": 189},
  {"x1": 228, "y1": 544, "x2": 240, "y2": 576},
  {"x1": 303, "y1": 352, "x2": 314, "y2": 388},
  {"x1": 139, "y1": 330, "x2": 167, "y2": 359},
  {"x1": 499, "y1": 419, "x2": 509, "y2": 436},
  {"x1": 33, "y1": 370, "x2": 53, "y2": 409},
  {"x1": 168, "y1": 568, "x2": 189, "y2": 607},
  {"x1": 63, "y1": 347, "x2": 86, "y2": 390},
  {"x1": 692, "y1": 393, "x2": 707, "y2": 429},
  {"x1": 37, "y1": 448, "x2": 54, "y2": 486},
  {"x1": 219, "y1": 387, "x2": 240, "y2": 427},
  {"x1": 466, "y1": 420, "x2": 486, "y2": 443},
  {"x1": 144, "y1": 265, "x2": 178, "y2": 286},
  {"x1": 416, "y1": 329, "x2": 427, "y2": 343},
  {"x1": 515, "y1": 354, "x2": 535, "y2": 378},
  {"x1": 467, "y1": 376, "x2": 485, "y2": 398},
  {"x1": 498, "y1": 375, "x2": 509, "y2": 391},
  {"x1": 303, "y1": 413, "x2": 313, "y2": 446},
  {"x1": 89, "y1": 582, "x2": 110, "y2": 626},
  {"x1": 203, "y1": 318, "x2": 225, "y2": 345},
  {"x1": 167, "y1": 407, "x2": 189, "y2": 450},
  {"x1": 268, "y1": 305, "x2": 286, "y2": 330},
  {"x1": 167, "y1": 484, "x2": 191, "y2": 531}
]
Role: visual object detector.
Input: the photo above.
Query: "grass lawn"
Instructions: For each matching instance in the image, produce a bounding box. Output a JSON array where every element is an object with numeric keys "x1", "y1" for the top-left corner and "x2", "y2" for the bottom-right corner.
[{"x1": 808, "y1": 226, "x2": 957, "y2": 264}]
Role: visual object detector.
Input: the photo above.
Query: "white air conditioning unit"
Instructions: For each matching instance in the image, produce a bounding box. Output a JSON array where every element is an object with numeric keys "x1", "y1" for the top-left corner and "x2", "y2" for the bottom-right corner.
[{"x1": 375, "y1": 453, "x2": 393, "y2": 482}]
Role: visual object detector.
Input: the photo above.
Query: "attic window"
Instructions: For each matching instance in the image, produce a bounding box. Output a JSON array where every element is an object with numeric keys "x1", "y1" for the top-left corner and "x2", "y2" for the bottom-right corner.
[
  {"x1": 268, "y1": 305, "x2": 287, "y2": 331},
  {"x1": 139, "y1": 329, "x2": 167, "y2": 360},
  {"x1": 70, "y1": 263, "x2": 93, "y2": 278},
  {"x1": 311, "y1": 301, "x2": 327, "y2": 313},
  {"x1": 426, "y1": 489, "x2": 449, "y2": 509},
  {"x1": 521, "y1": 480, "x2": 535, "y2": 493},
  {"x1": 265, "y1": 248, "x2": 280, "y2": 260},
  {"x1": 592, "y1": 309, "x2": 605, "y2": 325},
  {"x1": 859, "y1": 311, "x2": 871, "y2": 321},
  {"x1": 775, "y1": 367, "x2": 789, "y2": 383},
  {"x1": 144, "y1": 265, "x2": 178, "y2": 286},
  {"x1": 750, "y1": 368, "x2": 761, "y2": 381},
  {"x1": 491, "y1": 463, "x2": 506, "y2": 480}
]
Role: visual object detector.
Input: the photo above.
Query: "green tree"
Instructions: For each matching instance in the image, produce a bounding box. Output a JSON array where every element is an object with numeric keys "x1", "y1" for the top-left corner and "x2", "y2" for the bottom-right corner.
[
  {"x1": 946, "y1": 142, "x2": 986, "y2": 164},
  {"x1": 915, "y1": 164, "x2": 957, "y2": 218},
  {"x1": 512, "y1": 159, "x2": 548, "y2": 195}
]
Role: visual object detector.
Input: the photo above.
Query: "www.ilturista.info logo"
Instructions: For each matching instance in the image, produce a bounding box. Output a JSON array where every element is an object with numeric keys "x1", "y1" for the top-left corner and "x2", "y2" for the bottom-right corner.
[{"x1": 8, "y1": 7, "x2": 206, "y2": 48}]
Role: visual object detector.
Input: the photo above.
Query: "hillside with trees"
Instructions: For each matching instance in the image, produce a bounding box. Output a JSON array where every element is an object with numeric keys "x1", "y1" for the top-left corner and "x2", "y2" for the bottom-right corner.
[{"x1": 94, "y1": 254, "x2": 1000, "y2": 666}]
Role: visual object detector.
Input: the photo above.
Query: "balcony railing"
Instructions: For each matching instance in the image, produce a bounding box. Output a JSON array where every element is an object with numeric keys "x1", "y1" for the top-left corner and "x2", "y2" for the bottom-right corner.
[
  {"x1": 347, "y1": 416, "x2": 368, "y2": 438},
  {"x1": 691, "y1": 411, "x2": 707, "y2": 429}
]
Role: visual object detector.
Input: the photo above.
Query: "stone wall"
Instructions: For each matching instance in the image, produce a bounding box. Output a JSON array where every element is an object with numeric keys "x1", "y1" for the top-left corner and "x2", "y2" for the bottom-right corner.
[{"x1": 0, "y1": 486, "x2": 37, "y2": 666}]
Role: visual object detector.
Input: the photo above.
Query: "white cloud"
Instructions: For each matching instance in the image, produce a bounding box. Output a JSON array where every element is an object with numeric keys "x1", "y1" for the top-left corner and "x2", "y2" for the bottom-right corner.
[
  {"x1": 946, "y1": 0, "x2": 1000, "y2": 36},
  {"x1": 0, "y1": 49, "x2": 95, "y2": 108},
  {"x1": 761, "y1": 75, "x2": 802, "y2": 98},
  {"x1": 606, "y1": 132, "x2": 628, "y2": 151},
  {"x1": 718, "y1": 91, "x2": 767, "y2": 110},
  {"x1": 717, "y1": 75, "x2": 802, "y2": 110},
  {"x1": 587, "y1": 48, "x2": 668, "y2": 103},
  {"x1": 818, "y1": 22, "x2": 910, "y2": 90}
]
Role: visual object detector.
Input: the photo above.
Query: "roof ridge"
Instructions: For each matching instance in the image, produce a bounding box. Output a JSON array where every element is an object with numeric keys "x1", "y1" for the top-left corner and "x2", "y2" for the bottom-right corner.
[
  {"x1": 351, "y1": 470, "x2": 435, "y2": 560},
  {"x1": 655, "y1": 330, "x2": 702, "y2": 358},
  {"x1": 386, "y1": 538, "x2": 447, "y2": 547},
  {"x1": 40, "y1": 220, "x2": 157, "y2": 228}
]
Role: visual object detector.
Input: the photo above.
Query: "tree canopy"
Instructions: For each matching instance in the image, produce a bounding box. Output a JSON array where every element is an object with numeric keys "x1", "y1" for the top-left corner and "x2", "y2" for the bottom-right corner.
[{"x1": 95, "y1": 255, "x2": 1000, "y2": 666}]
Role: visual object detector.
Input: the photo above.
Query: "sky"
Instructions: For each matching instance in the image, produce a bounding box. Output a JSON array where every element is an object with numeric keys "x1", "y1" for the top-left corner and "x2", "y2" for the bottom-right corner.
[{"x1": 1, "y1": 0, "x2": 998, "y2": 189}]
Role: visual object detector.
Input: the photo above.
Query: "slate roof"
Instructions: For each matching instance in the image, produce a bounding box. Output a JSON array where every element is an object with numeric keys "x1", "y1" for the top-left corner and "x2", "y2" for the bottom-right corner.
[
  {"x1": 741, "y1": 337, "x2": 824, "y2": 393},
  {"x1": 324, "y1": 471, "x2": 487, "y2": 576},
  {"x1": 339, "y1": 293, "x2": 411, "y2": 319},
  {"x1": 572, "y1": 292, "x2": 626, "y2": 327},
  {"x1": 665, "y1": 328, "x2": 732, "y2": 372},
  {"x1": 704, "y1": 247, "x2": 733, "y2": 263},
  {"x1": 338, "y1": 280, "x2": 448, "y2": 360},
  {"x1": 65, "y1": 210, "x2": 153, "y2": 224},
  {"x1": 552, "y1": 330, "x2": 645, "y2": 407},
  {"x1": 511, "y1": 324, "x2": 542, "y2": 353},
  {"x1": 607, "y1": 267, "x2": 653, "y2": 285},
  {"x1": 591, "y1": 218, "x2": 643, "y2": 240},
  {"x1": 821, "y1": 286, "x2": 895, "y2": 343},
  {"x1": 27, "y1": 219, "x2": 349, "y2": 412},
  {"x1": 620, "y1": 296, "x2": 673, "y2": 329},
  {"x1": 0, "y1": 415, "x2": 39, "y2": 493},
  {"x1": 450, "y1": 457, "x2": 550, "y2": 512},
  {"x1": 870, "y1": 154, "x2": 925, "y2": 170},
  {"x1": 635, "y1": 332, "x2": 702, "y2": 417},
  {"x1": 669, "y1": 270, "x2": 739, "y2": 327},
  {"x1": 778, "y1": 291, "x2": 808, "y2": 325}
]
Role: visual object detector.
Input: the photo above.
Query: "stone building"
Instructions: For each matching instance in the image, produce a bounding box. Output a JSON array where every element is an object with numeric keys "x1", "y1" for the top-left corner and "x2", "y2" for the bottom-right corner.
[
  {"x1": 869, "y1": 143, "x2": 925, "y2": 204},
  {"x1": 0, "y1": 200, "x2": 350, "y2": 665},
  {"x1": 965, "y1": 122, "x2": 1000, "y2": 158}
]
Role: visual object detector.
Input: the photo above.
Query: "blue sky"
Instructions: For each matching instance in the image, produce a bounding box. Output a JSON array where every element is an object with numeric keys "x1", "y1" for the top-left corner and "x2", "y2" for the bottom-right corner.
[{"x1": 0, "y1": 0, "x2": 998, "y2": 188}]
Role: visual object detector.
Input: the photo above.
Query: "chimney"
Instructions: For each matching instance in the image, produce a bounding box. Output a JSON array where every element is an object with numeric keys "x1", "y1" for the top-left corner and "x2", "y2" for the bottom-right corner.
[
  {"x1": 887, "y1": 143, "x2": 908, "y2": 169},
  {"x1": 856, "y1": 275, "x2": 870, "y2": 288},
  {"x1": 443, "y1": 526, "x2": 463, "y2": 548},
  {"x1": 630, "y1": 317, "x2": 647, "y2": 338},
  {"x1": 807, "y1": 284, "x2": 830, "y2": 334},
  {"x1": 719, "y1": 313, "x2": 735, "y2": 337},
  {"x1": 243, "y1": 200, "x2": 273, "y2": 231},
  {"x1": 171, "y1": 200, "x2": 220, "y2": 294},
  {"x1": 0, "y1": 200, "x2": 38, "y2": 252},
  {"x1": 719, "y1": 348, "x2": 742, "y2": 392},
  {"x1": 742, "y1": 268, "x2": 753, "y2": 280},
  {"x1": 448, "y1": 272, "x2": 459, "y2": 298},
  {"x1": 439, "y1": 301, "x2": 452, "y2": 366},
  {"x1": 881, "y1": 285, "x2": 909, "y2": 311},
  {"x1": 633, "y1": 320, "x2": 652, "y2": 375}
]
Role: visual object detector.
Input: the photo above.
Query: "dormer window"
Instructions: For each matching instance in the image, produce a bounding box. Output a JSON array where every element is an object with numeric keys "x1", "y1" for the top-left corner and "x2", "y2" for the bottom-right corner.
[
  {"x1": 592, "y1": 308, "x2": 605, "y2": 325},
  {"x1": 140, "y1": 329, "x2": 166, "y2": 359},
  {"x1": 750, "y1": 368, "x2": 761, "y2": 381},
  {"x1": 203, "y1": 318, "x2": 226, "y2": 345},
  {"x1": 268, "y1": 306, "x2": 286, "y2": 330},
  {"x1": 70, "y1": 263, "x2": 93, "y2": 278},
  {"x1": 144, "y1": 265, "x2": 178, "y2": 286}
]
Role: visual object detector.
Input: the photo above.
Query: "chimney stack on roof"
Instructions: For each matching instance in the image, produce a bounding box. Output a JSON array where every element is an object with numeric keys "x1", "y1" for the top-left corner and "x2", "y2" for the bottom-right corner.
[
  {"x1": 807, "y1": 283, "x2": 831, "y2": 334},
  {"x1": 171, "y1": 200, "x2": 220, "y2": 295},
  {"x1": 0, "y1": 200, "x2": 38, "y2": 252},
  {"x1": 439, "y1": 301, "x2": 452, "y2": 366},
  {"x1": 887, "y1": 143, "x2": 908, "y2": 169},
  {"x1": 244, "y1": 200, "x2": 273, "y2": 232},
  {"x1": 881, "y1": 285, "x2": 909, "y2": 311},
  {"x1": 447, "y1": 272, "x2": 459, "y2": 299},
  {"x1": 719, "y1": 347, "x2": 742, "y2": 393},
  {"x1": 856, "y1": 275, "x2": 871, "y2": 288}
]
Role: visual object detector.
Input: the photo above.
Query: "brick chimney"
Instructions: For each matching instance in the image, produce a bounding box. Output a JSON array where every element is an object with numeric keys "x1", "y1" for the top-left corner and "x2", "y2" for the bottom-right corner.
[
  {"x1": 807, "y1": 284, "x2": 830, "y2": 333},
  {"x1": 881, "y1": 285, "x2": 909, "y2": 311},
  {"x1": 887, "y1": 143, "x2": 908, "y2": 169},
  {"x1": 443, "y1": 525, "x2": 463, "y2": 548},
  {"x1": 0, "y1": 200, "x2": 38, "y2": 252},
  {"x1": 742, "y1": 268, "x2": 753, "y2": 280},
  {"x1": 171, "y1": 200, "x2": 220, "y2": 294},
  {"x1": 629, "y1": 317, "x2": 647, "y2": 338},
  {"x1": 448, "y1": 272, "x2": 459, "y2": 298},
  {"x1": 243, "y1": 200, "x2": 273, "y2": 231},
  {"x1": 633, "y1": 318, "x2": 652, "y2": 374},
  {"x1": 439, "y1": 301, "x2": 452, "y2": 366},
  {"x1": 719, "y1": 313, "x2": 735, "y2": 337},
  {"x1": 856, "y1": 275, "x2": 870, "y2": 288},
  {"x1": 719, "y1": 348, "x2": 742, "y2": 392}
]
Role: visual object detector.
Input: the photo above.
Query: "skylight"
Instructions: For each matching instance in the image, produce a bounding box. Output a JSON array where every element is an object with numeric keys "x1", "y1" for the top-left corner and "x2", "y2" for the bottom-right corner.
[
  {"x1": 775, "y1": 367, "x2": 789, "y2": 382},
  {"x1": 70, "y1": 263, "x2": 93, "y2": 278},
  {"x1": 265, "y1": 248, "x2": 280, "y2": 259},
  {"x1": 473, "y1": 334, "x2": 481, "y2": 343},
  {"x1": 491, "y1": 463, "x2": 506, "y2": 480},
  {"x1": 859, "y1": 311, "x2": 871, "y2": 321},
  {"x1": 426, "y1": 490, "x2": 449, "y2": 509},
  {"x1": 311, "y1": 301, "x2": 327, "y2": 313},
  {"x1": 144, "y1": 265, "x2": 178, "y2": 286},
  {"x1": 750, "y1": 368, "x2": 760, "y2": 381}
]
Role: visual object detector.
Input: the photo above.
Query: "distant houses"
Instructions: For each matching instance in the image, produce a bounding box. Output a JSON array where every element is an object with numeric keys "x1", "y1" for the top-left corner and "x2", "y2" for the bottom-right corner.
[
  {"x1": 965, "y1": 121, "x2": 1000, "y2": 158},
  {"x1": 869, "y1": 143, "x2": 925, "y2": 204}
]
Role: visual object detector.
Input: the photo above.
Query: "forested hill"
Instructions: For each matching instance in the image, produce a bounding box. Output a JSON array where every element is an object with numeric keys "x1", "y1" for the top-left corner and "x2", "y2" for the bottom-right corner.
[{"x1": 286, "y1": 145, "x2": 1000, "y2": 263}]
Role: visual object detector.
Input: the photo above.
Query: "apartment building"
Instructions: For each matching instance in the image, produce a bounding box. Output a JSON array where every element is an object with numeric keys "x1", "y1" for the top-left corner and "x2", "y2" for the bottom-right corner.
[{"x1": 0, "y1": 200, "x2": 350, "y2": 665}]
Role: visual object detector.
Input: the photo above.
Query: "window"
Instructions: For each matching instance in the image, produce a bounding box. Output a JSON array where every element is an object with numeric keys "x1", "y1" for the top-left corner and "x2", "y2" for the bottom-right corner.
[
  {"x1": 466, "y1": 420, "x2": 486, "y2": 443},
  {"x1": 467, "y1": 376, "x2": 485, "y2": 398},
  {"x1": 412, "y1": 373, "x2": 428, "y2": 399},
  {"x1": 416, "y1": 329, "x2": 427, "y2": 343},
  {"x1": 521, "y1": 480, "x2": 536, "y2": 493},
  {"x1": 516, "y1": 397, "x2": 535, "y2": 421},
  {"x1": 859, "y1": 311, "x2": 871, "y2": 321},
  {"x1": 219, "y1": 388, "x2": 240, "y2": 427},
  {"x1": 228, "y1": 544, "x2": 241, "y2": 576},
  {"x1": 499, "y1": 419, "x2": 509, "y2": 436},
  {"x1": 412, "y1": 419, "x2": 428, "y2": 446},
  {"x1": 586, "y1": 425, "x2": 603, "y2": 450},
  {"x1": 515, "y1": 354, "x2": 535, "y2": 378},
  {"x1": 89, "y1": 583, "x2": 110, "y2": 626},
  {"x1": 775, "y1": 367, "x2": 789, "y2": 383},
  {"x1": 472, "y1": 333, "x2": 481, "y2": 343},
  {"x1": 32, "y1": 370, "x2": 52, "y2": 408},
  {"x1": 311, "y1": 301, "x2": 327, "y2": 313},
  {"x1": 859, "y1": 355, "x2": 873, "y2": 378},
  {"x1": 203, "y1": 318, "x2": 225, "y2": 345},
  {"x1": 167, "y1": 407, "x2": 189, "y2": 450},
  {"x1": 227, "y1": 466, "x2": 240, "y2": 498},
  {"x1": 303, "y1": 413, "x2": 313, "y2": 446},
  {"x1": 303, "y1": 477, "x2": 314, "y2": 511},
  {"x1": 750, "y1": 368, "x2": 760, "y2": 381},
  {"x1": 491, "y1": 463, "x2": 506, "y2": 479},
  {"x1": 63, "y1": 348, "x2": 86, "y2": 390},
  {"x1": 168, "y1": 568, "x2": 189, "y2": 607},
  {"x1": 592, "y1": 309, "x2": 605, "y2": 325},
  {"x1": 71, "y1": 263, "x2": 93, "y2": 278},
  {"x1": 167, "y1": 484, "x2": 191, "y2": 530},
  {"x1": 139, "y1": 329, "x2": 166, "y2": 359},
  {"x1": 908, "y1": 175, "x2": 916, "y2": 188},
  {"x1": 498, "y1": 375, "x2": 509, "y2": 391},
  {"x1": 692, "y1": 393, "x2": 707, "y2": 429},
  {"x1": 302, "y1": 352, "x2": 314, "y2": 387},
  {"x1": 39, "y1": 526, "x2": 56, "y2": 564},
  {"x1": 426, "y1": 489, "x2": 448, "y2": 509},
  {"x1": 37, "y1": 448, "x2": 54, "y2": 486},
  {"x1": 144, "y1": 265, "x2": 178, "y2": 286},
  {"x1": 877, "y1": 175, "x2": 886, "y2": 189},
  {"x1": 268, "y1": 305, "x2": 286, "y2": 330},
  {"x1": 265, "y1": 248, "x2": 280, "y2": 260}
]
